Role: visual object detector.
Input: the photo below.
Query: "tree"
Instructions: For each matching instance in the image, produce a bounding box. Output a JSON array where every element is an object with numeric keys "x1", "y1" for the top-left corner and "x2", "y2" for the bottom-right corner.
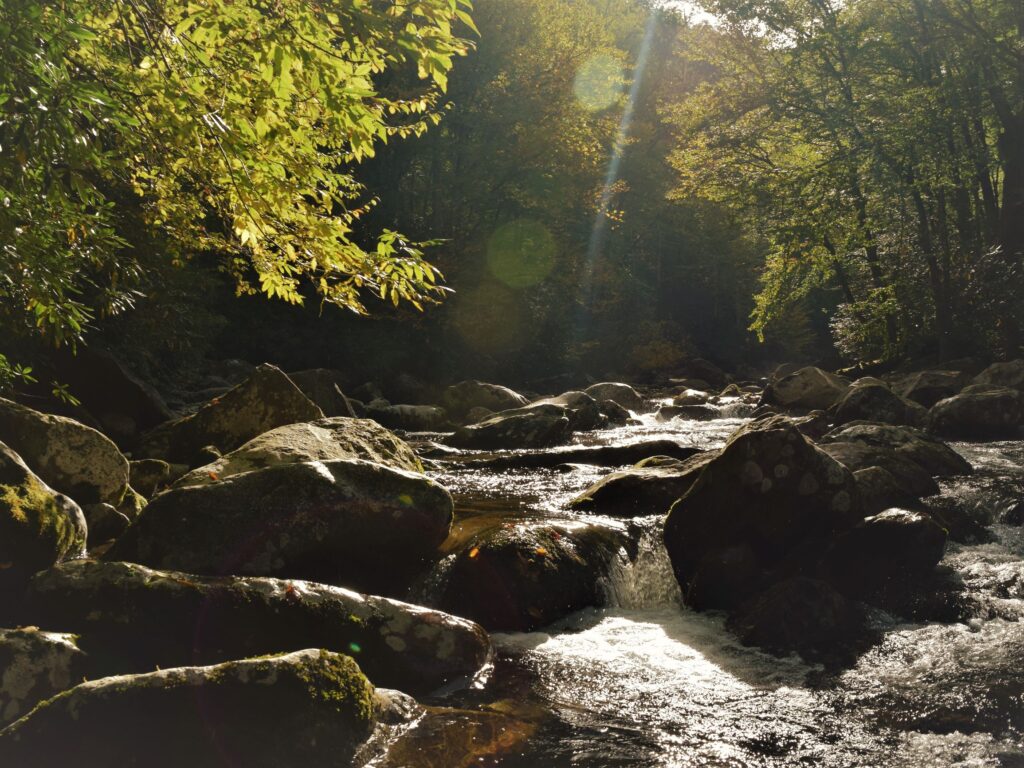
[{"x1": 0, "y1": 0, "x2": 475, "y2": 360}]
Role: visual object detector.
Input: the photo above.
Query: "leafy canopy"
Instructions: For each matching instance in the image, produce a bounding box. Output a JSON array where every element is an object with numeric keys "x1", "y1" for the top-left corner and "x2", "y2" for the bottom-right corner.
[{"x1": 0, "y1": 0, "x2": 475, "y2": 347}]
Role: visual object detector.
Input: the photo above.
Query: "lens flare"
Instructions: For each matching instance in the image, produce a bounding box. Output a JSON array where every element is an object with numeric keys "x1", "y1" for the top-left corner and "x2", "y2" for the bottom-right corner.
[
  {"x1": 487, "y1": 219, "x2": 557, "y2": 288},
  {"x1": 574, "y1": 54, "x2": 625, "y2": 112}
]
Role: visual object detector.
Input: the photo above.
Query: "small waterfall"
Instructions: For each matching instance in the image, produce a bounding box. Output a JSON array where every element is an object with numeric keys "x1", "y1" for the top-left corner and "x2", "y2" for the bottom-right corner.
[
  {"x1": 601, "y1": 516, "x2": 684, "y2": 609},
  {"x1": 716, "y1": 399, "x2": 755, "y2": 419}
]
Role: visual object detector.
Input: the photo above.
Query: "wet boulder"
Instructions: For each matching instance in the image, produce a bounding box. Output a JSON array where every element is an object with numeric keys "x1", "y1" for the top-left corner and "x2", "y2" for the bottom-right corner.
[
  {"x1": 0, "y1": 442, "x2": 87, "y2": 597},
  {"x1": 175, "y1": 417, "x2": 422, "y2": 487},
  {"x1": 820, "y1": 509, "x2": 947, "y2": 601},
  {"x1": 762, "y1": 366, "x2": 850, "y2": 412},
  {"x1": 570, "y1": 451, "x2": 714, "y2": 517},
  {"x1": 428, "y1": 519, "x2": 630, "y2": 632},
  {"x1": 663, "y1": 417, "x2": 862, "y2": 611},
  {"x1": 673, "y1": 388, "x2": 710, "y2": 406},
  {"x1": 832, "y1": 381, "x2": 926, "y2": 427},
  {"x1": 0, "y1": 628, "x2": 87, "y2": 726},
  {"x1": 727, "y1": 577, "x2": 869, "y2": 665},
  {"x1": 584, "y1": 382, "x2": 644, "y2": 412},
  {"x1": 927, "y1": 385, "x2": 1024, "y2": 440},
  {"x1": 0, "y1": 649, "x2": 386, "y2": 768},
  {"x1": 447, "y1": 404, "x2": 571, "y2": 450},
  {"x1": 107, "y1": 459, "x2": 452, "y2": 596},
  {"x1": 137, "y1": 364, "x2": 324, "y2": 466},
  {"x1": 655, "y1": 403, "x2": 719, "y2": 422},
  {"x1": 820, "y1": 422, "x2": 971, "y2": 477},
  {"x1": 26, "y1": 560, "x2": 490, "y2": 694},
  {"x1": 529, "y1": 391, "x2": 605, "y2": 431},
  {"x1": 972, "y1": 359, "x2": 1024, "y2": 391},
  {"x1": 442, "y1": 381, "x2": 529, "y2": 421},
  {"x1": 286, "y1": 368, "x2": 356, "y2": 417},
  {"x1": 0, "y1": 397, "x2": 129, "y2": 507},
  {"x1": 818, "y1": 442, "x2": 939, "y2": 498},
  {"x1": 895, "y1": 370, "x2": 970, "y2": 408}
]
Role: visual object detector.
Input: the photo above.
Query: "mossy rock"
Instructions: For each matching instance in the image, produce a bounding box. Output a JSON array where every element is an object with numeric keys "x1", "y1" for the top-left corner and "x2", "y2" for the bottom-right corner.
[
  {"x1": 0, "y1": 442, "x2": 87, "y2": 600},
  {"x1": 0, "y1": 649, "x2": 382, "y2": 768},
  {"x1": 26, "y1": 560, "x2": 491, "y2": 694},
  {"x1": 0, "y1": 628, "x2": 87, "y2": 727},
  {"x1": 175, "y1": 417, "x2": 422, "y2": 488},
  {"x1": 106, "y1": 458, "x2": 452, "y2": 595},
  {"x1": 137, "y1": 364, "x2": 324, "y2": 466},
  {"x1": 0, "y1": 397, "x2": 129, "y2": 506}
]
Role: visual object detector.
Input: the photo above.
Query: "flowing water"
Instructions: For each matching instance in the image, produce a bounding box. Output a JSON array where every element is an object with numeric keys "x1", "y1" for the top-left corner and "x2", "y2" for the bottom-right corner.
[{"x1": 389, "y1": 407, "x2": 1024, "y2": 767}]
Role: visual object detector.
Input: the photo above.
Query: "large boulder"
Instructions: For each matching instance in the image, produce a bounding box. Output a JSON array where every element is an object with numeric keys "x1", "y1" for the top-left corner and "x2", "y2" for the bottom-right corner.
[
  {"x1": 821, "y1": 509, "x2": 947, "y2": 600},
  {"x1": 137, "y1": 364, "x2": 324, "y2": 466},
  {"x1": 26, "y1": 560, "x2": 490, "y2": 694},
  {"x1": 0, "y1": 442, "x2": 87, "y2": 597},
  {"x1": 762, "y1": 367, "x2": 850, "y2": 412},
  {"x1": 727, "y1": 577, "x2": 868, "y2": 665},
  {"x1": 0, "y1": 628, "x2": 87, "y2": 726},
  {"x1": 584, "y1": 382, "x2": 645, "y2": 412},
  {"x1": 569, "y1": 451, "x2": 714, "y2": 517},
  {"x1": 428, "y1": 519, "x2": 629, "y2": 631},
  {"x1": 447, "y1": 404, "x2": 571, "y2": 450},
  {"x1": 107, "y1": 459, "x2": 452, "y2": 595},
  {"x1": 818, "y1": 442, "x2": 939, "y2": 498},
  {"x1": 0, "y1": 398, "x2": 129, "y2": 506},
  {"x1": 853, "y1": 467, "x2": 921, "y2": 516},
  {"x1": 442, "y1": 381, "x2": 529, "y2": 421},
  {"x1": 973, "y1": 359, "x2": 1024, "y2": 391},
  {"x1": 820, "y1": 422, "x2": 971, "y2": 477},
  {"x1": 528, "y1": 391, "x2": 606, "y2": 431},
  {"x1": 286, "y1": 368, "x2": 356, "y2": 417},
  {"x1": 832, "y1": 381, "x2": 926, "y2": 427},
  {"x1": 663, "y1": 417, "x2": 862, "y2": 611},
  {"x1": 927, "y1": 385, "x2": 1024, "y2": 439},
  {"x1": 895, "y1": 370, "x2": 970, "y2": 408},
  {"x1": 0, "y1": 649, "x2": 387, "y2": 768},
  {"x1": 174, "y1": 417, "x2": 422, "y2": 487}
]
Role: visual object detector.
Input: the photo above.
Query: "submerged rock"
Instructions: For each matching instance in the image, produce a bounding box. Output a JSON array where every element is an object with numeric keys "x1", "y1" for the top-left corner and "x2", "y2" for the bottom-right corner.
[
  {"x1": 0, "y1": 442, "x2": 87, "y2": 598},
  {"x1": 584, "y1": 382, "x2": 645, "y2": 412},
  {"x1": 762, "y1": 366, "x2": 850, "y2": 412},
  {"x1": 570, "y1": 451, "x2": 714, "y2": 517},
  {"x1": 663, "y1": 417, "x2": 862, "y2": 610},
  {"x1": 0, "y1": 649, "x2": 386, "y2": 768},
  {"x1": 137, "y1": 364, "x2": 324, "y2": 466},
  {"x1": 0, "y1": 397, "x2": 129, "y2": 506},
  {"x1": 448, "y1": 404, "x2": 571, "y2": 450},
  {"x1": 927, "y1": 385, "x2": 1024, "y2": 439},
  {"x1": 0, "y1": 628, "x2": 87, "y2": 726},
  {"x1": 428, "y1": 519, "x2": 629, "y2": 632},
  {"x1": 174, "y1": 417, "x2": 423, "y2": 487},
  {"x1": 25, "y1": 560, "x2": 490, "y2": 693},
  {"x1": 107, "y1": 459, "x2": 452, "y2": 595}
]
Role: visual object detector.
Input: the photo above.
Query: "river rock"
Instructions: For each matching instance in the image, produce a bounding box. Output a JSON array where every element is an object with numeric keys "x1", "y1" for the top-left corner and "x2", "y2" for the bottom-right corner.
[
  {"x1": 0, "y1": 649, "x2": 384, "y2": 768},
  {"x1": 442, "y1": 381, "x2": 529, "y2": 421},
  {"x1": 927, "y1": 385, "x2": 1024, "y2": 439},
  {"x1": 762, "y1": 367, "x2": 850, "y2": 412},
  {"x1": 367, "y1": 403, "x2": 449, "y2": 432},
  {"x1": 467, "y1": 441, "x2": 701, "y2": 471},
  {"x1": 895, "y1": 370, "x2": 970, "y2": 408},
  {"x1": 448, "y1": 404, "x2": 571, "y2": 450},
  {"x1": 0, "y1": 397, "x2": 129, "y2": 507},
  {"x1": 820, "y1": 422, "x2": 971, "y2": 477},
  {"x1": 973, "y1": 359, "x2": 1024, "y2": 391},
  {"x1": 833, "y1": 382, "x2": 926, "y2": 427},
  {"x1": 570, "y1": 451, "x2": 714, "y2": 517},
  {"x1": 137, "y1": 364, "x2": 324, "y2": 466},
  {"x1": 428, "y1": 519, "x2": 629, "y2": 631},
  {"x1": 128, "y1": 459, "x2": 187, "y2": 497},
  {"x1": 656, "y1": 403, "x2": 719, "y2": 422},
  {"x1": 727, "y1": 577, "x2": 868, "y2": 665},
  {"x1": 663, "y1": 417, "x2": 862, "y2": 611},
  {"x1": 25, "y1": 560, "x2": 490, "y2": 693},
  {"x1": 0, "y1": 628, "x2": 87, "y2": 727},
  {"x1": 818, "y1": 442, "x2": 939, "y2": 498},
  {"x1": 81, "y1": 503, "x2": 131, "y2": 544},
  {"x1": 530, "y1": 391, "x2": 605, "y2": 431},
  {"x1": 175, "y1": 417, "x2": 422, "y2": 487},
  {"x1": 584, "y1": 382, "x2": 644, "y2": 412},
  {"x1": 0, "y1": 442, "x2": 87, "y2": 598},
  {"x1": 107, "y1": 459, "x2": 452, "y2": 595},
  {"x1": 854, "y1": 467, "x2": 921, "y2": 516},
  {"x1": 821, "y1": 509, "x2": 947, "y2": 600},
  {"x1": 673, "y1": 388, "x2": 710, "y2": 406},
  {"x1": 286, "y1": 368, "x2": 356, "y2": 417}
]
